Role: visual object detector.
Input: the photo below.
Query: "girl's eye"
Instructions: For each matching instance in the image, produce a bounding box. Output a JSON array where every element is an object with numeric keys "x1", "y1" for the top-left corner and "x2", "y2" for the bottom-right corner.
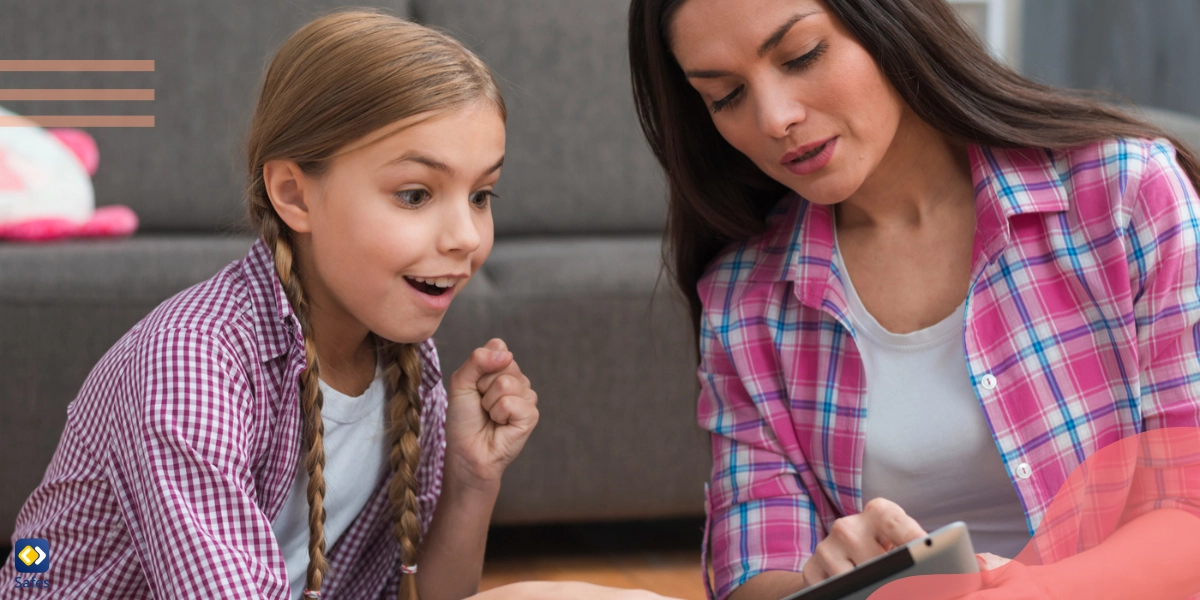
[
  {"x1": 711, "y1": 86, "x2": 743, "y2": 114},
  {"x1": 784, "y1": 41, "x2": 828, "y2": 73},
  {"x1": 395, "y1": 188, "x2": 431, "y2": 208},
  {"x1": 471, "y1": 190, "x2": 497, "y2": 209}
]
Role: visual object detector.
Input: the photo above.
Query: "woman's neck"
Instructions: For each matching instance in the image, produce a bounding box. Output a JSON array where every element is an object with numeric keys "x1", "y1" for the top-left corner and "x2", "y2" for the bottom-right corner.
[{"x1": 836, "y1": 108, "x2": 975, "y2": 232}]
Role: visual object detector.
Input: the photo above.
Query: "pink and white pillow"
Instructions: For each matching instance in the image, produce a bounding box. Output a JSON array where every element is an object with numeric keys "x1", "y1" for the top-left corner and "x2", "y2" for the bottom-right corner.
[{"x1": 0, "y1": 105, "x2": 137, "y2": 241}]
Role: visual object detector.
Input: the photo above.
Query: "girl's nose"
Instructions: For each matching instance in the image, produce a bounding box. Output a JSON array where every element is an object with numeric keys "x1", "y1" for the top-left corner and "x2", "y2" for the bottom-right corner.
[{"x1": 438, "y1": 198, "x2": 483, "y2": 255}]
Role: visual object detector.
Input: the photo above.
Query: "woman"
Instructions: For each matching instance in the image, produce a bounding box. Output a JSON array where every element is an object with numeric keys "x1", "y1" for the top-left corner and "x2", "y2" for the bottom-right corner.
[{"x1": 629, "y1": 0, "x2": 1200, "y2": 598}]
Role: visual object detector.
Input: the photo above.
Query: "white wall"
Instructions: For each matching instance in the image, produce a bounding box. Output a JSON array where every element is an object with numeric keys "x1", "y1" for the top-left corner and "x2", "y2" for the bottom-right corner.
[{"x1": 948, "y1": 0, "x2": 1024, "y2": 69}]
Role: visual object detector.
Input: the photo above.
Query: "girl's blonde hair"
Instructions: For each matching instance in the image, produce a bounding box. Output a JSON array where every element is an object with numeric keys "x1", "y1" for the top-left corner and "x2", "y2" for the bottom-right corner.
[{"x1": 245, "y1": 9, "x2": 505, "y2": 599}]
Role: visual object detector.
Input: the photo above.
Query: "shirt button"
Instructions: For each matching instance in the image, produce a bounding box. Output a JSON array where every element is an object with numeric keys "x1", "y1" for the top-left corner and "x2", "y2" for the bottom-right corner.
[
  {"x1": 1016, "y1": 463, "x2": 1033, "y2": 479},
  {"x1": 980, "y1": 374, "x2": 998, "y2": 390}
]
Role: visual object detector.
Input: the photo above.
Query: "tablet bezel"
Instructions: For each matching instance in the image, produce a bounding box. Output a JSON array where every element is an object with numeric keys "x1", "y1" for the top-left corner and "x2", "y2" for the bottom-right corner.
[{"x1": 778, "y1": 521, "x2": 979, "y2": 600}]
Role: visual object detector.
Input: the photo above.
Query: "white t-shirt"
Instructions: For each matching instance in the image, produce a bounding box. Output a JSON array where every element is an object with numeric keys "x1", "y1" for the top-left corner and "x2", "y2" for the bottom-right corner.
[
  {"x1": 270, "y1": 371, "x2": 390, "y2": 599},
  {"x1": 833, "y1": 243, "x2": 1031, "y2": 558}
]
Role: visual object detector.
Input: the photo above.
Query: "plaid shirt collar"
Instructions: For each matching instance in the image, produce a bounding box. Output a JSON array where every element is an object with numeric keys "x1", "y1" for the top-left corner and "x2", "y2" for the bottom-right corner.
[
  {"x1": 748, "y1": 145, "x2": 1074, "y2": 307},
  {"x1": 241, "y1": 237, "x2": 304, "y2": 363}
]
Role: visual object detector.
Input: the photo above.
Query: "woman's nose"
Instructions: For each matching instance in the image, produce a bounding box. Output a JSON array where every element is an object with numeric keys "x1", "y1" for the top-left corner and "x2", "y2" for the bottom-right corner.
[{"x1": 755, "y1": 82, "x2": 807, "y2": 139}]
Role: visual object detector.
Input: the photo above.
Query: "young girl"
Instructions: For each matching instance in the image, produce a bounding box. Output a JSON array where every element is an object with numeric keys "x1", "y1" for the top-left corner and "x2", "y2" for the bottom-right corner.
[
  {"x1": 628, "y1": 0, "x2": 1200, "y2": 598},
  {"x1": 4, "y1": 11, "x2": 677, "y2": 600}
]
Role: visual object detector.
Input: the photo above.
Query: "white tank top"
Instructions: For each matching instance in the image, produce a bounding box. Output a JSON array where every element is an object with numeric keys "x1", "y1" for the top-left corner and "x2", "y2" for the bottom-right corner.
[
  {"x1": 832, "y1": 243, "x2": 1031, "y2": 558},
  {"x1": 270, "y1": 370, "x2": 390, "y2": 599}
]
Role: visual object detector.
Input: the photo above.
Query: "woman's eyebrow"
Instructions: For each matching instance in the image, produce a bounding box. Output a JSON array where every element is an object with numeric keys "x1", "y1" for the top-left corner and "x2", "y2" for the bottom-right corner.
[
  {"x1": 758, "y1": 10, "x2": 820, "y2": 57},
  {"x1": 684, "y1": 10, "x2": 821, "y2": 79}
]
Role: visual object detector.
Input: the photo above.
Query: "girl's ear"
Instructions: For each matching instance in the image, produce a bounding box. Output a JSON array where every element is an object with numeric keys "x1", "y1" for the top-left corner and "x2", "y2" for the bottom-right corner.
[{"x1": 263, "y1": 159, "x2": 314, "y2": 233}]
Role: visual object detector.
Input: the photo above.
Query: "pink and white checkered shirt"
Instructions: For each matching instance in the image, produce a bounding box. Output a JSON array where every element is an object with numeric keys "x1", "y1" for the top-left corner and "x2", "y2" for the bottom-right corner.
[
  {"x1": 2, "y1": 239, "x2": 447, "y2": 599},
  {"x1": 698, "y1": 138, "x2": 1200, "y2": 599}
]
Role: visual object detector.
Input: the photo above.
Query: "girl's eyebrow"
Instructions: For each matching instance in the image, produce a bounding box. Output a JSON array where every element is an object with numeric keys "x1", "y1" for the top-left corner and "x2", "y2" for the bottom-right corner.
[
  {"x1": 483, "y1": 156, "x2": 504, "y2": 175},
  {"x1": 388, "y1": 151, "x2": 454, "y2": 174},
  {"x1": 385, "y1": 153, "x2": 504, "y2": 177},
  {"x1": 683, "y1": 10, "x2": 820, "y2": 80}
]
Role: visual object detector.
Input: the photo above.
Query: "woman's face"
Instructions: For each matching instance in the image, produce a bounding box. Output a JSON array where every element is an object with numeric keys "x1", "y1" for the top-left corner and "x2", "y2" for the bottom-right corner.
[
  {"x1": 298, "y1": 102, "x2": 504, "y2": 344},
  {"x1": 669, "y1": 0, "x2": 906, "y2": 205}
]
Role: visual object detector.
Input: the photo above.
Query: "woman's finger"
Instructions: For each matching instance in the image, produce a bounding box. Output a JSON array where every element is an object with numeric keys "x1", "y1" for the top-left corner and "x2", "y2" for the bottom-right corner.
[
  {"x1": 862, "y1": 498, "x2": 926, "y2": 549},
  {"x1": 802, "y1": 556, "x2": 829, "y2": 588},
  {"x1": 810, "y1": 538, "x2": 858, "y2": 579},
  {"x1": 827, "y1": 514, "x2": 889, "y2": 566},
  {"x1": 975, "y1": 553, "x2": 1012, "y2": 571}
]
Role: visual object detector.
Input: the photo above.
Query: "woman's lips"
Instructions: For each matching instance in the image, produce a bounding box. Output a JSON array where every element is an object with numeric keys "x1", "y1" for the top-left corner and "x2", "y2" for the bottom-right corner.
[{"x1": 781, "y1": 136, "x2": 838, "y2": 176}]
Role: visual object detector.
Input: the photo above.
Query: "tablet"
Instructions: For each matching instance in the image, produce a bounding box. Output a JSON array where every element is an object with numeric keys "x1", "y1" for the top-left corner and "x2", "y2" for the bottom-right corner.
[{"x1": 780, "y1": 522, "x2": 980, "y2": 600}]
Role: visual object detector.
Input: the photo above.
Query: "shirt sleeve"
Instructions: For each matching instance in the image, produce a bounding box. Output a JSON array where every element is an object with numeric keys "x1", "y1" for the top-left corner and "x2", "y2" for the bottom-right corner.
[
  {"x1": 1125, "y1": 139, "x2": 1200, "y2": 521},
  {"x1": 699, "y1": 310, "x2": 821, "y2": 600},
  {"x1": 105, "y1": 327, "x2": 289, "y2": 598}
]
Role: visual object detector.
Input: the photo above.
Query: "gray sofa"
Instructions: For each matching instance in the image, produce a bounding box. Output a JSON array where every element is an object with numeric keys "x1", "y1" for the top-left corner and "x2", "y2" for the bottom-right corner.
[{"x1": 4, "y1": 0, "x2": 1200, "y2": 549}]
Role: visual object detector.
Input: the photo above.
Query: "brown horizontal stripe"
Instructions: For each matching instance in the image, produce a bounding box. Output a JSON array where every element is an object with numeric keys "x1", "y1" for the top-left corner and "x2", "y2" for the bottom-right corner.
[
  {"x1": 0, "y1": 89, "x2": 154, "y2": 101},
  {"x1": 0, "y1": 115, "x2": 155, "y2": 127},
  {"x1": 0, "y1": 60, "x2": 154, "y2": 72}
]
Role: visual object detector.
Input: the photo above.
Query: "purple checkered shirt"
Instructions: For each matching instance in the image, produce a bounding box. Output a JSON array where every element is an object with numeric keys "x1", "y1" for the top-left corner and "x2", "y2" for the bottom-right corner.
[
  {"x1": 698, "y1": 138, "x2": 1200, "y2": 599},
  {"x1": 2, "y1": 239, "x2": 447, "y2": 599}
]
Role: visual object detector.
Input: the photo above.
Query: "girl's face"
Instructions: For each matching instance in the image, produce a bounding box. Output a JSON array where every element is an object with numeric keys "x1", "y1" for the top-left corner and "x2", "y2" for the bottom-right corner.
[
  {"x1": 295, "y1": 102, "x2": 504, "y2": 344},
  {"x1": 669, "y1": 0, "x2": 906, "y2": 205}
]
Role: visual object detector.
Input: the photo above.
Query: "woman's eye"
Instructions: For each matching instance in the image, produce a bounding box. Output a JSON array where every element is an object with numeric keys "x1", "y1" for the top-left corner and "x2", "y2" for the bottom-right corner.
[
  {"x1": 471, "y1": 190, "x2": 497, "y2": 209},
  {"x1": 784, "y1": 41, "x2": 828, "y2": 72},
  {"x1": 711, "y1": 86, "x2": 743, "y2": 114},
  {"x1": 395, "y1": 188, "x2": 431, "y2": 208}
]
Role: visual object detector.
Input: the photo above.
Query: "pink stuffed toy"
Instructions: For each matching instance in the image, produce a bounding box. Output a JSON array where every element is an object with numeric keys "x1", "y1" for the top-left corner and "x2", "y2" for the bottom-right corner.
[{"x1": 0, "y1": 105, "x2": 138, "y2": 241}]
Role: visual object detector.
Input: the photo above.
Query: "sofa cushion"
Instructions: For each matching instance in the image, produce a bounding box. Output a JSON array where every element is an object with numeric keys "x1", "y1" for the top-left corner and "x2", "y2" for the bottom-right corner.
[
  {"x1": 415, "y1": 0, "x2": 668, "y2": 236},
  {"x1": 0, "y1": 0, "x2": 411, "y2": 233},
  {"x1": 436, "y1": 236, "x2": 709, "y2": 523}
]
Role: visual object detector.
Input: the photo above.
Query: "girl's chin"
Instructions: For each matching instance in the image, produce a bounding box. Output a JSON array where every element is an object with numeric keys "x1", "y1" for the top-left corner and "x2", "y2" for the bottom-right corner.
[{"x1": 372, "y1": 319, "x2": 443, "y2": 346}]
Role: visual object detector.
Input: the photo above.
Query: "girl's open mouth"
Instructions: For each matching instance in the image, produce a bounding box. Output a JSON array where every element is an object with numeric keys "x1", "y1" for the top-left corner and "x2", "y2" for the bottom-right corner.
[{"x1": 404, "y1": 276, "x2": 454, "y2": 297}]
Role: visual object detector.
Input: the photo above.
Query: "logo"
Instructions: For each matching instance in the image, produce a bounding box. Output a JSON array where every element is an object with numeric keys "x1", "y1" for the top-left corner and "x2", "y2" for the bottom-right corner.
[{"x1": 13, "y1": 539, "x2": 49, "y2": 573}]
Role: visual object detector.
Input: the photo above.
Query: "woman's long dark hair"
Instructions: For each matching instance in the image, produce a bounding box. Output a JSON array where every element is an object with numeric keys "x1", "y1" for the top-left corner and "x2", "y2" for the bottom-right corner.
[{"x1": 629, "y1": 0, "x2": 1200, "y2": 348}]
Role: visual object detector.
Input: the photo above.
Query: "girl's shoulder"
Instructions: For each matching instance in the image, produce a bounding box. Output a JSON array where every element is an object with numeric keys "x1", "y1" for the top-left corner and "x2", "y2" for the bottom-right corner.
[
  {"x1": 128, "y1": 246, "x2": 276, "y2": 363},
  {"x1": 75, "y1": 243, "x2": 290, "y2": 419}
]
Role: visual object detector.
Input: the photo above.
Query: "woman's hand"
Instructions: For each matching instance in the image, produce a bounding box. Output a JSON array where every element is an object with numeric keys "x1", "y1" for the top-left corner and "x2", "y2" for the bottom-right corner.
[
  {"x1": 471, "y1": 582, "x2": 683, "y2": 600},
  {"x1": 804, "y1": 498, "x2": 928, "y2": 586},
  {"x1": 444, "y1": 338, "x2": 539, "y2": 490},
  {"x1": 976, "y1": 553, "x2": 1012, "y2": 571}
]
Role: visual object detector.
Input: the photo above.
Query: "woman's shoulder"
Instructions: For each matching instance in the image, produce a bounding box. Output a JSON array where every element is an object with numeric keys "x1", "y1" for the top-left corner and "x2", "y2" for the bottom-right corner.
[{"x1": 696, "y1": 193, "x2": 810, "y2": 313}]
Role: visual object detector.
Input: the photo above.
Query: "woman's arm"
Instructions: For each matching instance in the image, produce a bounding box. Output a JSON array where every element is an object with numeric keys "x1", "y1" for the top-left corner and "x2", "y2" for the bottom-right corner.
[
  {"x1": 729, "y1": 572, "x2": 810, "y2": 600},
  {"x1": 1024, "y1": 507, "x2": 1200, "y2": 600},
  {"x1": 697, "y1": 308, "x2": 824, "y2": 600}
]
